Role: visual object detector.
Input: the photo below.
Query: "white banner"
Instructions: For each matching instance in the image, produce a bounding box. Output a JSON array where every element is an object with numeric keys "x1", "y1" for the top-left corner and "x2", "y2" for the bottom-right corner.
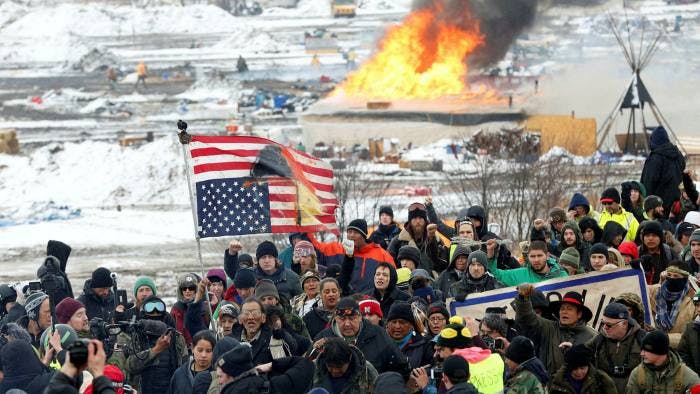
[{"x1": 448, "y1": 268, "x2": 652, "y2": 328}]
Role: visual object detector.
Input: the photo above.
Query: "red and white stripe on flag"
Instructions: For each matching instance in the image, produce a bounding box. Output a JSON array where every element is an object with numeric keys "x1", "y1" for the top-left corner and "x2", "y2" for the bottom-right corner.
[{"x1": 188, "y1": 135, "x2": 339, "y2": 234}]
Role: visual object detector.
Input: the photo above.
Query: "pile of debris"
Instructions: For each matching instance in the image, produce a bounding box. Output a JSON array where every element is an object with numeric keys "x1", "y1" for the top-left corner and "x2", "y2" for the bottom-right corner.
[{"x1": 464, "y1": 127, "x2": 540, "y2": 160}]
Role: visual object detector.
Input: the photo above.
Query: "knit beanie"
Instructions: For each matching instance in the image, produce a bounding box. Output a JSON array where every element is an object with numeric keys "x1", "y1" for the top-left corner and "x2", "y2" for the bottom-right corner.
[
  {"x1": 641, "y1": 220, "x2": 663, "y2": 239},
  {"x1": 397, "y1": 245, "x2": 421, "y2": 266},
  {"x1": 428, "y1": 302, "x2": 450, "y2": 321},
  {"x1": 359, "y1": 299, "x2": 383, "y2": 318},
  {"x1": 379, "y1": 205, "x2": 394, "y2": 218},
  {"x1": 90, "y1": 267, "x2": 113, "y2": 288},
  {"x1": 300, "y1": 271, "x2": 321, "y2": 286},
  {"x1": 590, "y1": 243, "x2": 609, "y2": 257},
  {"x1": 641, "y1": 330, "x2": 670, "y2": 355},
  {"x1": 618, "y1": 241, "x2": 639, "y2": 259},
  {"x1": 55, "y1": 297, "x2": 84, "y2": 324},
  {"x1": 238, "y1": 253, "x2": 255, "y2": 268},
  {"x1": 505, "y1": 336, "x2": 536, "y2": 364},
  {"x1": 254, "y1": 279, "x2": 279, "y2": 301},
  {"x1": 217, "y1": 343, "x2": 254, "y2": 378},
  {"x1": 691, "y1": 229, "x2": 700, "y2": 244},
  {"x1": 559, "y1": 247, "x2": 580, "y2": 270},
  {"x1": 25, "y1": 291, "x2": 49, "y2": 321},
  {"x1": 256, "y1": 241, "x2": 278, "y2": 260},
  {"x1": 443, "y1": 355, "x2": 470, "y2": 381},
  {"x1": 387, "y1": 302, "x2": 415, "y2": 328},
  {"x1": 549, "y1": 207, "x2": 567, "y2": 223},
  {"x1": 347, "y1": 219, "x2": 369, "y2": 239},
  {"x1": 600, "y1": 188, "x2": 621, "y2": 204},
  {"x1": 644, "y1": 195, "x2": 663, "y2": 212},
  {"x1": 294, "y1": 240, "x2": 315, "y2": 257},
  {"x1": 133, "y1": 276, "x2": 157, "y2": 297},
  {"x1": 436, "y1": 323, "x2": 472, "y2": 349},
  {"x1": 219, "y1": 303, "x2": 240, "y2": 320},
  {"x1": 467, "y1": 250, "x2": 488, "y2": 268},
  {"x1": 565, "y1": 344, "x2": 593, "y2": 369},
  {"x1": 407, "y1": 203, "x2": 428, "y2": 222},
  {"x1": 233, "y1": 269, "x2": 257, "y2": 289}
]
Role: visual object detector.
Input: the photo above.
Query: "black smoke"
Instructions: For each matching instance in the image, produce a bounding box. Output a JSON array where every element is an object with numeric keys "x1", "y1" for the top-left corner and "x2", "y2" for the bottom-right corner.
[{"x1": 412, "y1": 0, "x2": 538, "y2": 68}]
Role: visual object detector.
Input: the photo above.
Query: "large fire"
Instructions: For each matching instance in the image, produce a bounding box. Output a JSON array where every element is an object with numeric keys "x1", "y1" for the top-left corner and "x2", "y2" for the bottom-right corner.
[{"x1": 335, "y1": 3, "x2": 485, "y2": 100}]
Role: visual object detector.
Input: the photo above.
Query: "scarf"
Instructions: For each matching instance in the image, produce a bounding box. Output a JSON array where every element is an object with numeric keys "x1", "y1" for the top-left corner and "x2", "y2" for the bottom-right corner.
[
  {"x1": 394, "y1": 331, "x2": 414, "y2": 350},
  {"x1": 655, "y1": 281, "x2": 689, "y2": 330}
]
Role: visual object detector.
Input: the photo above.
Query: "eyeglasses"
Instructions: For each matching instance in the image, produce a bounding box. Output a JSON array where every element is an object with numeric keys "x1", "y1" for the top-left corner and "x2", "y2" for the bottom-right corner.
[
  {"x1": 143, "y1": 301, "x2": 165, "y2": 314},
  {"x1": 600, "y1": 320, "x2": 624, "y2": 329},
  {"x1": 429, "y1": 316, "x2": 446, "y2": 323},
  {"x1": 408, "y1": 203, "x2": 426, "y2": 212},
  {"x1": 241, "y1": 310, "x2": 262, "y2": 318}
]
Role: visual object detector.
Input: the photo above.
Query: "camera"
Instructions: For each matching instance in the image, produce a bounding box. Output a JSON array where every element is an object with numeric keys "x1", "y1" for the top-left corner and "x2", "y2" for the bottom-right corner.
[
  {"x1": 66, "y1": 339, "x2": 90, "y2": 367},
  {"x1": 494, "y1": 338, "x2": 505, "y2": 350},
  {"x1": 429, "y1": 366, "x2": 443, "y2": 381},
  {"x1": 612, "y1": 365, "x2": 628, "y2": 377}
]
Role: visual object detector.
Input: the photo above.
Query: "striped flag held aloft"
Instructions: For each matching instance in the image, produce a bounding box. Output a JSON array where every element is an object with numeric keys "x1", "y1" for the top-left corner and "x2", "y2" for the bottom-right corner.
[{"x1": 187, "y1": 135, "x2": 338, "y2": 238}]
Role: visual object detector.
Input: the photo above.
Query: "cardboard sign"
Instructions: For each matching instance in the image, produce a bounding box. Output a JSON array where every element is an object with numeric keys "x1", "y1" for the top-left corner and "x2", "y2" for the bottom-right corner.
[{"x1": 448, "y1": 268, "x2": 652, "y2": 328}]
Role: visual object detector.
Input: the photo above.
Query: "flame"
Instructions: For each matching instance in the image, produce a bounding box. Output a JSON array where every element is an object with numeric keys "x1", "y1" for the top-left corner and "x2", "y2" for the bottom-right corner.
[{"x1": 335, "y1": 3, "x2": 485, "y2": 100}]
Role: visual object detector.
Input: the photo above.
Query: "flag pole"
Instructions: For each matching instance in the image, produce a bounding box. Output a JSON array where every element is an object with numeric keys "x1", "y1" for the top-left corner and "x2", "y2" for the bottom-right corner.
[{"x1": 177, "y1": 120, "x2": 218, "y2": 333}]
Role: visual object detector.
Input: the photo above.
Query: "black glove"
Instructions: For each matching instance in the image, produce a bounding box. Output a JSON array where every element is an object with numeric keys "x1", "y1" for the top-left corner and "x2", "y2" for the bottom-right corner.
[
  {"x1": 272, "y1": 328, "x2": 284, "y2": 340},
  {"x1": 629, "y1": 259, "x2": 641, "y2": 271}
]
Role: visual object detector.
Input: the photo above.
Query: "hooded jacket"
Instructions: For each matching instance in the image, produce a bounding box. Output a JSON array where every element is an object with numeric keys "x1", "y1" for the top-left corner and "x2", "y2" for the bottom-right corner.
[
  {"x1": 387, "y1": 225, "x2": 444, "y2": 273},
  {"x1": 621, "y1": 181, "x2": 648, "y2": 223},
  {"x1": 601, "y1": 221, "x2": 627, "y2": 248},
  {"x1": 586, "y1": 320, "x2": 645, "y2": 394},
  {"x1": 77, "y1": 279, "x2": 115, "y2": 322},
  {"x1": 568, "y1": 193, "x2": 601, "y2": 222},
  {"x1": 369, "y1": 222, "x2": 402, "y2": 250},
  {"x1": 505, "y1": 358, "x2": 548, "y2": 394},
  {"x1": 435, "y1": 244, "x2": 471, "y2": 296},
  {"x1": 556, "y1": 221, "x2": 592, "y2": 271},
  {"x1": 362, "y1": 263, "x2": 410, "y2": 318},
  {"x1": 514, "y1": 294, "x2": 597, "y2": 376},
  {"x1": 548, "y1": 363, "x2": 617, "y2": 394},
  {"x1": 578, "y1": 217, "x2": 603, "y2": 245},
  {"x1": 168, "y1": 358, "x2": 212, "y2": 394},
  {"x1": 0, "y1": 340, "x2": 51, "y2": 393},
  {"x1": 625, "y1": 351, "x2": 700, "y2": 394},
  {"x1": 192, "y1": 337, "x2": 240, "y2": 394},
  {"x1": 315, "y1": 319, "x2": 409, "y2": 375},
  {"x1": 254, "y1": 265, "x2": 302, "y2": 301},
  {"x1": 312, "y1": 344, "x2": 379, "y2": 394},
  {"x1": 641, "y1": 127, "x2": 686, "y2": 214},
  {"x1": 487, "y1": 256, "x2": 568, "y2": 287}
]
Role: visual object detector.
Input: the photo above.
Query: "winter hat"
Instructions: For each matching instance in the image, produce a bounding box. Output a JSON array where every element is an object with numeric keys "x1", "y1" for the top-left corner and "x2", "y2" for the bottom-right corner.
[
  {"x1": 84, "y1": 365, "x2": 126, "y2": 394},
  {"x1": 0, "y1": 284, "x2": 17, "y2": 310},
  {"x1": 644, "y1": 195, "x2": 663, "y2": 212},
  {"x1": 600, "y1": 188, "x2": 621, "y2": 205},
  {"x1": 300, "y1": 270, "x2": 321, "y2": 286},
  {"x1": 233, "y1": 269, "x2": 257, "y2": 289},
  {"x1": 565, "y1": 344, "x2": 593, "y2": 369},
  {"x1": 206, "y1": 269, "x2": 227, "y2": 290},
  {"x1": 133, "y1": 276, "x2": 157, "y2": 297},
  {"x1": 379, "y1": 205, "x2": 394, "y2": 218},
  {"x1": 219, "y1": 303, "x2": 240, "y2": 320},
  {"x1": 254, "y1": 279, "x2": 279, "y2": 301},
  {"x1": 428, "y1": 302, "x2": 450, "y2": 320},
  {"x1": 467, "y1": 250, "x2": 488, "y2": 268},
  {"x1": 374, "y1": 372, "x2": 407, "y2": 394},
  {"x1": 443, "y1": 354, "x2": 470, "y2": 381},
  {"x1": 677, "y1": 222, "x2": 696, "y2": 240},
  {"x1": 549, "y1": 207, "x2": 567, "y2": 223},
  {"x1": 590, "y1": 243, "x2": 609, "y2": 257},
  {"x1": 550, "y1": 291, "x2": 593, "y2": 323},
  {"x1": 649, "y1": 126, "x2": 670, "y2": 150},
  {"x1": 686, "y1": 212, "x2": 700, "y2": 228},
  {"x1": 387, "y1": 302, "x2": 416, "y2": 328},
  {"x1": 568, "y1": 192, "x2": 591, "y2": 213},
  {"x1": 603, "y1": 302, "x2": 630, "y2": 320},
  {"x1": 397, "y1": 245, "x2": 421, "y2": 266},
  {"x1": 690, "y1": 229, "x2": 700, "y2": 244},
  {"x1": 55, "y1": 297, "x2": 84, "y2": 324},
  {"x1": 238, "y1": 253, "x2": 255, "y2": 268},
  {"x1": 413, "y1": 287, "x2": 436, "y2": 302},
  {"x1": 24, "y1": 291, "x2": 48, "y2": 321},
  {"x1": 294, "y1": 240, "x2": 315, "y2": 257},
  {"x1": 217, "y1": 343, "x2": 254, "y2": 378},
  {"x1": 407, "y1": 202, "x2": 428, "y2": 222},
  {"x1": 336, "y1": 297, "x2": 360, "y2": 317},
  {"x1": 615, "y1": 293, "x2": 645, "y2": 323},
  {"x1": 436, "y1": 323, "x2": 472, "y2": 349},
  {"x1": 641, "y1": 220, "x2": 663, "y2": 239},
  {"x1": 641, "y1": 330, "x2": 670, "y2": 355},
  {"x1": 347, "y1": 219, "x2": 369, "y2": 239},
  {"x1": 90, "y1": 267, "x2": 113, "y2": 288},
  {"x1": 618, "y1": 241, "x2": 639, "y2": 260},
  {"x1": 178, "y1": 273, "x2": 199, "y2": 289},
  {"x1": 359, "y1": 299, "x2": 383, "y2": 319},
  {"x1": 559, "y1": 247, "x2": 580, "y2": 270},
  {"x1": 505, "y1": 336, "x2": 536, "y2": 364},
  {"x1": 410, "y1": 269, "x2": 432, "y2": 282},
  {"x1": 256, "y1": 240, "x2": 278, "y2": 260}
]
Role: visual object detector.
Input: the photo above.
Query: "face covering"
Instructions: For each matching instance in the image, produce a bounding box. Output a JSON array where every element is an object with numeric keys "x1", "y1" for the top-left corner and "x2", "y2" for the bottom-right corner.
[{"x1": 666, "y1": 277, "x2": 688, "y2": 292}]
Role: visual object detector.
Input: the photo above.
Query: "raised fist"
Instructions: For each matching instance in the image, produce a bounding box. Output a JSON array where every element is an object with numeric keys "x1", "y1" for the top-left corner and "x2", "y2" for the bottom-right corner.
[
  {"x1": 517, "y1": 283, "x2": 535, "y2": 298},
  {"x1": 228, "y1": 240, "x2": 243, "y2": 255}
]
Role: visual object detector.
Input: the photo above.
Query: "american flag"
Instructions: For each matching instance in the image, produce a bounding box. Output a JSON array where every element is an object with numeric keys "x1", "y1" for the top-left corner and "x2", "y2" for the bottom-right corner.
[{"x1": 188, "y1": 135, "x2": 338, "y2": 238}]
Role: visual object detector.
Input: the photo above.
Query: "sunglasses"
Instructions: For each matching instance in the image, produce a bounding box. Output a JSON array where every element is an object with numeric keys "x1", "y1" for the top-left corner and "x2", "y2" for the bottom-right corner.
[
  {"x1": 181, "y1": 286, "x2": 196, "y2": 292},
  {"x1": 408, "y1": 203, "x2": 426, "y2": 212},
  {"x1": 143, "y1": 301, "x2": 165, "y2": 314},
  {"x1": 600, "y1": 320, "x2": 624, "y2": 329}
]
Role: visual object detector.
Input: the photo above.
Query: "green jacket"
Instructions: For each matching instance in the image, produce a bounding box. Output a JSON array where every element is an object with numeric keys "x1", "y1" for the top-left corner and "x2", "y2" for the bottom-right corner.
[
  {"x1": 487, "y1": 256, "x2": 567, "y2": 287},
  {"x1": 505, "y1": 368, "x2": 545, "y2": 394},
  {"x1": 312, "y1": 345, "x2": 378, "y2": 394},
  {"x1": 586, "y1": 322, "x2": 645, "y2": 394},
  {"x1": 677, "y1": 321, "x2": 700, "y2": 375},
  {"x1": 625, "y1": 351, "x2": 700, "y2": 394},
  {"x1": 514, "y1": 295, "x2": 597, "y2": 376},
  {"x1": 548, "y1": 364, "x2": 618, "y2": 394}
]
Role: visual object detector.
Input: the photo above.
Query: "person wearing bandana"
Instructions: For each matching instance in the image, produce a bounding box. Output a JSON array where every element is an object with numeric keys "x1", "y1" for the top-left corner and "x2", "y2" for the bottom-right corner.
[{"x1": 649, "y1": 261, "x2": 697, "y2": 348}]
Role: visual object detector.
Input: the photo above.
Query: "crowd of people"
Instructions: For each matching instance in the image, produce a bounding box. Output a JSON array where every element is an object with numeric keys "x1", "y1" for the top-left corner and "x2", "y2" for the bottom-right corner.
[{"x1": 2, "y1": 127, "x2": 700, "y2": 393}]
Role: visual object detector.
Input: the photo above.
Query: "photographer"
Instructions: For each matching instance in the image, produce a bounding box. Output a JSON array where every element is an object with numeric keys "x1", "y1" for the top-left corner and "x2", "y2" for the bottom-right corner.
[
  {"x1": 46, "y1": 339, "x2": 116, "y2": 394},
  {"x1": 37, "y1": 254, "x2": 74, "y2": 306},
  {"x1": 111, "y1": 296, "x2": 188, "y2": 394},
  {"x1": 78, "y1": 267, "x2": 116, "y2": 322},
  {"x1": 479, "y1": 315, "x2": 510, "y2": 355}
]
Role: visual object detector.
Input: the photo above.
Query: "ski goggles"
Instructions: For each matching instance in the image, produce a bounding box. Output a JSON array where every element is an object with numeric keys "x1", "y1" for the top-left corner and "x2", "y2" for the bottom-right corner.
[
  {"x1": 408, "y1": 202, "x2": 426, "y2": 212},
  {"x1": 143, "y1": 300, "x2": 166, "y2": 314}
]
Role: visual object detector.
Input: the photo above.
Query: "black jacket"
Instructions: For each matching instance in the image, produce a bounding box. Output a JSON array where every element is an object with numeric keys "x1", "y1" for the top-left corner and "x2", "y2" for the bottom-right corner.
[
  {"x1": 641, "y1": 132, "x2": 686, "y2": 213},
  {"x1": 369, "y1": 223, "x2": 401, "y2": 250},
  {"x1": 362, "y1": 264, "x2": 410, "y2": 318},
  {"x1": 193, "y1": 337, "x2": 240, "y2": 394},
  {"x1": 303, "y1": 300, "x2": 334, "y2": 340},
  {"x1": 220, "y1": 356, "x2": 314, "y2": 394},
  {"x1": 401, "y1": 333, "x2": 434, "y2": 369},
  {"x1": 77, "y1": 279, "x2": 115, "y2": 322},
  {"x1": 229, "y1": 324, "x2": 297, "y2": 366},
  {"x1": 315, "y1": 320, "x2": 409, "y2": 375},
  {"x1": 45, "y1": 372, "x2": 116, "y2": 394},
  {"x1": 168, "y1": 359, "x2": 211, "y2": 394}
]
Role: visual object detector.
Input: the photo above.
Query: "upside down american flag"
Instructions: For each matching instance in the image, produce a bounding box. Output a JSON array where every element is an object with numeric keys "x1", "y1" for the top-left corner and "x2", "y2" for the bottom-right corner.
[{"x1": 187, "y1": 135, "x2": 339, "y2": 238}]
